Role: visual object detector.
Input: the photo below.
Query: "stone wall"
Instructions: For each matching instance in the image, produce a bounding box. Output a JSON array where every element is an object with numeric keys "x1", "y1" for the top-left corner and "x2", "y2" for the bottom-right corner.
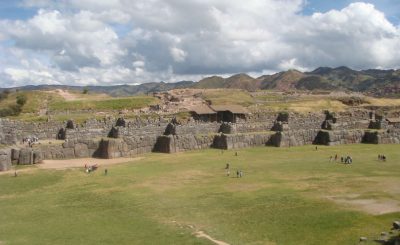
[
  {"x1": 154, "y1": 134, "x2": 215, "y2": 153},
  {"x1": 213, "y1": 133, "x2": 274, "y2": 150},
  {"x1": 2, "y1": 107, "x2": 400, "y2": 171},
  {"x1": 314, "y1": 130, "x2": 365, "y2": 146},
  {"x1": 269, "y1": 130, "x2": 320, "y2": 147}
]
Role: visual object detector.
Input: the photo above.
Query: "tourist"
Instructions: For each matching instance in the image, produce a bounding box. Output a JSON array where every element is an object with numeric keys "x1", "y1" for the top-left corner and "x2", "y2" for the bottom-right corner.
[
  {"x1": 235, "y1": 151, "x2": 238, "y2": 156},
  {"x1": 341, "y1": 156, "x2": 344, "y2": 163},
  {"x1": 315, "y1": 146, "x2": 318, "y2": 151},
  {"x1": 239, "y1": 170, "x2": 243, "y2": 178},
  {"x1": 334, "y1": 154, "x2": 338, "y2": 161},
  {"x1": 329, "y1": 156, "x2": 333, "y2": 162},
  {"x1": 236, "y1": 170, "x2": 239, "y2": 178},
  {"x1": 105, "y1": 169, "x2": 108, "y2": 176}
]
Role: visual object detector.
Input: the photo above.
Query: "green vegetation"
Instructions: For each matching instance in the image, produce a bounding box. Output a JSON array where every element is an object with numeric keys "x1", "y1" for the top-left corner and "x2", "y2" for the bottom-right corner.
[
  {"x1": 49, "y1": 96, "x2": 157, "y2": 111},
  {"x1": 0, "y1": 90, "x2": 158, "y2": 122},
  {"x1": 82, "y1": 88, "x2": 89, "y2": 94},
  {"x1": 202, "y1": 89, "x2": 255, "y2": 106},
  {"x1": 1, "y1": 144, "x2": 399, "y2": 244},
  {"x1": 0, "y1": 92, "x2": 28, "y2": 117}
]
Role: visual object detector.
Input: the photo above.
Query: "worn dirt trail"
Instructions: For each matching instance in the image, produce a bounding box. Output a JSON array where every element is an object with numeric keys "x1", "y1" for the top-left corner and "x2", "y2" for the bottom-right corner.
[
  {"x1": 38, "y1": 157, "x2": 142, "y2": 170},
  {"x1": 54, "y1": 89, "x2": 78, "y2": 101},
  {"x1": 194, "y1": 231, "x2": 230, "y2": 245}
]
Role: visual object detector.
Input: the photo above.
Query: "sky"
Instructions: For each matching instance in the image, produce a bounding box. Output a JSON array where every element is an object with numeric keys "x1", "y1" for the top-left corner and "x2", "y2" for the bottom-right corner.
[{"x1": 0, "y1": 0, "x2": 400, "y2": 87}]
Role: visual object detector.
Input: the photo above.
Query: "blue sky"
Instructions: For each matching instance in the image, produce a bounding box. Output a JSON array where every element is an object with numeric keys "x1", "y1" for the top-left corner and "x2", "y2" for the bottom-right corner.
[
  {"x1": 0, "y1": 0, "x2": 400, "y2": 87},
  {"x1": 303, "y1": 0, "x2": 400, "y2": 24}
]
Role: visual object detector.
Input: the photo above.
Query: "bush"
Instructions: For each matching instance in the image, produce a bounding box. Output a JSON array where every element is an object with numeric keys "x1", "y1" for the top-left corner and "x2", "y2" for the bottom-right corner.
[
  {"x1": 0, "y1": 93, "x2": 25, "y2": 117},
  {"x1": 0, "y1": 90, "x2": 10, "y2": 101},
  {"x1": 16, "y1": 94, "x2": 27, "y2": 106}
]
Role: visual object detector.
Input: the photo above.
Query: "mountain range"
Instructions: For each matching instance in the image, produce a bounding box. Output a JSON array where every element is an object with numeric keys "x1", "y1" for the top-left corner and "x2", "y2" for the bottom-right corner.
[{"x1": 2, "y1": 67, "x2": 400, "y2": 97}]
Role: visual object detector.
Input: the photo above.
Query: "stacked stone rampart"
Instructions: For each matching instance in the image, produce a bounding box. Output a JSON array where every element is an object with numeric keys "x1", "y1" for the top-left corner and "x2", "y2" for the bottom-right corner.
[
  {"x1": 213, "y1": 133, "x2": 274, "y2": 150},
  {"x1": 2, "y1": 107, "x2": 400, "y2": 170}
]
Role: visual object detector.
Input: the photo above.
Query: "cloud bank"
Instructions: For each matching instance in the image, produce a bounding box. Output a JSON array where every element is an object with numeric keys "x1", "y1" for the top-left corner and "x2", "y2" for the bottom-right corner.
[{"x1": 0, "y1": 0, "x2": 400, "y2": 87}]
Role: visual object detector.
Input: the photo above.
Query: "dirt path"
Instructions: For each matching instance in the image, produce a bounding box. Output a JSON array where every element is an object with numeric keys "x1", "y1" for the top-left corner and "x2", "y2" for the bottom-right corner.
[
  {"x1": 0, "y1": 157, "x2": 142, "y2": 176},
  {"x1": 326, "y1": 195, "x2": 400, "y2": 215},
  {"x1": 55, "y1": 89, "x2": 78, "y2": 101},
  {"x1": 38, "y1": 157, "x2": 142, "y2": 170},
  {"x1": 194, "y1": 231, "x2": 230, "y2": 245}
]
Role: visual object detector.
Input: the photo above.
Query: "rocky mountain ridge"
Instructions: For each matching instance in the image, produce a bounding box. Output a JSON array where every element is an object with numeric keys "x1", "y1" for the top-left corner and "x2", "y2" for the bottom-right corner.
[{"x1": 2, "y1": 67, "x2": 400, "y2": 97}]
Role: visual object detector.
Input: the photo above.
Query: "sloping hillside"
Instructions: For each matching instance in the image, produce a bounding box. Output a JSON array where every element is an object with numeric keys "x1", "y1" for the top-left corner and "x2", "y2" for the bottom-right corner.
[{"x1": 2, "y1": 67, "x2": 400, "y2": 96}]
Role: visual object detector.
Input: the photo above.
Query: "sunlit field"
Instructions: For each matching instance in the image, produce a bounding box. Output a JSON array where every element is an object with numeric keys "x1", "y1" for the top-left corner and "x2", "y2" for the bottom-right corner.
[{"x1": 1, "y1": 144, "x2": 400, "y2": 245}]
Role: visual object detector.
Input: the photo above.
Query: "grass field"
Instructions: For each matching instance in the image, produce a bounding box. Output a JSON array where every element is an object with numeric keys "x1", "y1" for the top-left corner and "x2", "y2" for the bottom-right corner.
[
  {"x1": 1, "y1": 144, "x2": 400, "y2": 245},
  {"x1": 48, "y1": 96, "x2": 157, "y2": 112}
]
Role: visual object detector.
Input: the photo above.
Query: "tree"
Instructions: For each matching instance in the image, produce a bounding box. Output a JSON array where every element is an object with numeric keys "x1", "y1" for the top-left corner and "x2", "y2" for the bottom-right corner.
[{"x1": 82, "y1": 88, "x2": 89, "y2": 94}]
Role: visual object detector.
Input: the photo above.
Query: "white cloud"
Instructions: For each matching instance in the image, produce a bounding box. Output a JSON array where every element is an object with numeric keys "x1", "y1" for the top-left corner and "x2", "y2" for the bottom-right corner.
[
  {"x1": 1, "y1": 1, "x2": 400, "y2": 87},
  {"x1": 170, "y1": 47, "x2": 187, "y2": 62}
]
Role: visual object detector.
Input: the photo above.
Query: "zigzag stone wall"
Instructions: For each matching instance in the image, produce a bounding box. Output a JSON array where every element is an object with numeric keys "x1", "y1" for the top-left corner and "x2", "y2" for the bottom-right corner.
[{"x1": 2, "y1": 108, "x2": 400, "y2": 171}]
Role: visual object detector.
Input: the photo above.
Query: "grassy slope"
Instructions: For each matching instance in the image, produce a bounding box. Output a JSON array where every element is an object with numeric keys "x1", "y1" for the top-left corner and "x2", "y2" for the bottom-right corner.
[
  {"x1": 202, "y1": 89, "x2": 255, "y2": 106},
  {"x1": 0, "y1": 91, "x2": 64, "y2": 114},
  {"x1": 49, "y1": 96, "x2": 157, "y2": 111},
  {"x1": 1, "y1": 144, "x2": 399, "y2": 244},
  {"x1": 0, "y1": 90, "x2": 159, "y2": 122}
]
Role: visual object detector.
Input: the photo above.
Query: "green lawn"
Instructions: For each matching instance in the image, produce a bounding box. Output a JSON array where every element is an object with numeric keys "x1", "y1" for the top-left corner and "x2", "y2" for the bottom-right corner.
[{"x1": 1, "y1": 144, "x2": 400, "y2": 245}]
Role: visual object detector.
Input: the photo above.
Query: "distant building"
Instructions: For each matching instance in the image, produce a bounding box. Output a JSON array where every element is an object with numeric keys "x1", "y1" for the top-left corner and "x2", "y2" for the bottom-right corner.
[
  {"x1": 189, "y1": 105, "x2": 217, "y2": 122},
  {"x1": 386, "y1": 118, "x2": 400, "y2": 127},
  {"x1": 210, "y1": 105, "x2": 249, "y2": 123},
  {"x1": 189, "y1": 104, "x2": 249, "y2": 123}
]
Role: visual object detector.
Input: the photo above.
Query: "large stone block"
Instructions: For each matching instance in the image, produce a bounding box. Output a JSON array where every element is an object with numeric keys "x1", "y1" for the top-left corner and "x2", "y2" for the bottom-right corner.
[
  {"x1": 62, "y1": 148, "x2": 75, "y2": 159},
  {"x1": 33, "y1": 150, "x2": 43, "y2": 164},
  {"x1": 11, "y1": 148, "x2": 20, "y2": 162},
  {"x1": 18, "y1": 148, "x2": 33, "y2": 165},
  {"x1": 0, "y1": 148, "x2": 12, "y2": 171},
  {"x1": 74, "y1": 143, "x2": 89, "y2": 158},
  {"x1": 62, "y1": 140, "x2": 75, "y2": 148}
]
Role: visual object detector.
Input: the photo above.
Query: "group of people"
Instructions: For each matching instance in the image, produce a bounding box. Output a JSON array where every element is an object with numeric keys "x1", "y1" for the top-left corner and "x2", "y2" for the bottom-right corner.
[
  {"x1": 378, "y1": 154, "x2": 387, "y2": 161},
  {"x1": 328, "y1": 154, "x2": 353, "y2": 164},
  {"x1": 84, "y1": 164, "x2": 98, "y2": 173},
  {"x1": 22, "y1": 136, "x2": 39, "y2": 147},
  {"x1": 225, "y1": 163, "x2": 244, "y2": 178},
  {"x1": 342, "y1": 156, "x2": 353, "y2": 164}
]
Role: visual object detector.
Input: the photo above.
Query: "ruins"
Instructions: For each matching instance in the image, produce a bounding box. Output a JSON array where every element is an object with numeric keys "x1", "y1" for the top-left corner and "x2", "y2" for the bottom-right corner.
[{"x1": 1, "y1": 105, "x2": 400, "y2": 171}]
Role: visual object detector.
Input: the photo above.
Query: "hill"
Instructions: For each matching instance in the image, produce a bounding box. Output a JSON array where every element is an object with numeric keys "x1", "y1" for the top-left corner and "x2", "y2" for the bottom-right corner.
[{"x1": 2, "y1": 67, "x2": 400, "y2": 97}]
